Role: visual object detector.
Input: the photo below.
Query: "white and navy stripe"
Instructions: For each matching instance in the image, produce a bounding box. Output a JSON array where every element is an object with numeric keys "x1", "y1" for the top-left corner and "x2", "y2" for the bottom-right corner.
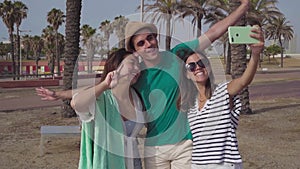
[{"x1": 188, "y1": 82, "x2": 242, "y2": 165}]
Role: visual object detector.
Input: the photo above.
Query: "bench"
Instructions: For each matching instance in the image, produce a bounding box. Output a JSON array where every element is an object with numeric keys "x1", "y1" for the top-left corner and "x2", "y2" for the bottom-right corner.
[{"x1": 39, "y1": 125, "x2": 81, "y2": 156}]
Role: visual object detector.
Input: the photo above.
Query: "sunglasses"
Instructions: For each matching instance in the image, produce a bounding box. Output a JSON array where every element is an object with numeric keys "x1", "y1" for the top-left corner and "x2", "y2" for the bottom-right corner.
[
  {"x1": 185, "y1": 59, "x2": 205, "y2": 72},
  {"x1": 136, "y1": 34, "x2": 156, "y2": 47}
]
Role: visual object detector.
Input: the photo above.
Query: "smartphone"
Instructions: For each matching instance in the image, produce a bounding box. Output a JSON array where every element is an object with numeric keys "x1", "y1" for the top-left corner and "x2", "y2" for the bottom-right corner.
[{"x1": 228, "y1": 26, "x2": 259, "y2": 44}]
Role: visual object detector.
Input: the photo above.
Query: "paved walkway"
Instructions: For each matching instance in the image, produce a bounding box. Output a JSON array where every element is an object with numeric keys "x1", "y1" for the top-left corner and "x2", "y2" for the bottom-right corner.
[
  {"x1": 0, "y1": 68, "x2": 299, "y2": 112},
  {"x1": 0, "y1": 88, "x2": 62, "y2": 111},
  {"x1": 0, "y1": 96, "x2": 62, "y2": 112}
]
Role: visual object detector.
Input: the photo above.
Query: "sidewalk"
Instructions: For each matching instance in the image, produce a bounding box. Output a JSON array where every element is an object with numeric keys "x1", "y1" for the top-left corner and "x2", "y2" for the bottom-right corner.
[
  {"x1": 0, "y1": 87, "x2": 62, "y2": 112},
  {"x1": 256, "y1": 67, "x2": 300, "y2": 74},
  {"x1": 0, "y1": 68, "x2": 299, "y2": 112}
]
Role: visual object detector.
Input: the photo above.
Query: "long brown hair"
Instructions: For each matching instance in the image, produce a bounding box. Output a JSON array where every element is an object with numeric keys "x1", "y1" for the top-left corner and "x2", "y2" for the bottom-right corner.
[
  {"x1": 100, "y1": 48, "x2": 133, "y2": 82},
  {"x1": 176, "y1": 48, "x2": 216, "y2": 112}
]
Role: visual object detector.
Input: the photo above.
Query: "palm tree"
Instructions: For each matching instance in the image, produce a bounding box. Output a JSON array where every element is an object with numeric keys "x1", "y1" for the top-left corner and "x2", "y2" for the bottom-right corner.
[
  {"x1": 47, "y1": 8, "x2": 65, "y2": 76},
  {"x1": 30, "y1": 35, "x2": 44, "y2": 76},
  {"x1": 0, "y1": 0, "x2": 16, "y2": 79},
  {"x1": 62, "y1": 0, "x2": 82, "y2": 117},
  {"x1": 0, "y1": 41, "x2": 10, "y2": 60},
  {"x1": 246, "y1": 0, "x2": 282, "y2": 27},
  {"x1": 265, "y1": 16, "x2": 294, "y2": 68},
  {"x1": 229, "y1": 0, "x2": 252, "y2": 114},
  {"x1": 81, "y1": 24, "x2": 96, "y2": 73},
  {"x1": 96, "y1": 35, "x2": 108, "y2": 59},
  {"x1": 202, "y1": 0, "x2": 231, "y2": 73},
  {"x1": 57, "y1": 33, "x2": 65, "y2": 60},
  {"x1": 245, "y1": 0, "x2": 283, "y2": 68},
  {"x1": 143, "y1": 0, "x2": 179, "y2": 50},
  {"x1": 177, "y1": 0, "x2": 219, "y2": 37},
  {"x1": 14, "y1": 1, "x2": 28, "y2": 78},
  {"x1": 99, "y1": 20, "x2": 113, "y2": 56},
  {"x1": 205, "y1": 0, "x2": 278, "y2": 114},
  {"x1": 112, "y1": 15, "x2": 129, "y2": 48},
  {"x1": 22, "y1": 34, "x2": 31, "y2": 60},
  {"x1": 42, "y1": 25, "x2": 56, "y2": 75}
]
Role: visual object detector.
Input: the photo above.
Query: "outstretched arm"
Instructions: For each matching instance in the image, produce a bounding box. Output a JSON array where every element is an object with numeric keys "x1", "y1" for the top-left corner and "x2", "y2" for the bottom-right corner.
[
  {"x1": 35, "y1": 87, "x2": 73, "y2": 101},
  {"x1": 199, "y1": 0, "x2": 250, "y2": 51},
  {"x1": 227, "y1": 26, "x2": 264, "y2": 96},
  {"x1": 35, "y1": 85, "x2": 93, "y2": 101}
]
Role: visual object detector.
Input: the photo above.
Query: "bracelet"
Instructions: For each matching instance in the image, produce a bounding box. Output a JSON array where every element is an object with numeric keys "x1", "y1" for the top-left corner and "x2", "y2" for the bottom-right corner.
[{"x1": 52, "y1": 90, "x2": 57, "y2": 97}]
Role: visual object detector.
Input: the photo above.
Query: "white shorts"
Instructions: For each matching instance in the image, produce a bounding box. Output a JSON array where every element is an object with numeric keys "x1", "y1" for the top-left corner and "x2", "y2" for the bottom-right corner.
[
  {"x1": 191, "y1": 162, "x2": 243, "y2": 169},
  {"x1": 144, "y1": 140, "x2": 192, "y2": 169}
]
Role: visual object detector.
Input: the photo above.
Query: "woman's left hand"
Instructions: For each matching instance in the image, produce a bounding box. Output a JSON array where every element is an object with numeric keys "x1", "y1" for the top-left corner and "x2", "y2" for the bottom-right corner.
[
  {"x1": 103, "y1": 70, "x2": 118, "y2": 89},
  {"x1": 249, "y1": 25, "x2": 265, "y2": 55}
]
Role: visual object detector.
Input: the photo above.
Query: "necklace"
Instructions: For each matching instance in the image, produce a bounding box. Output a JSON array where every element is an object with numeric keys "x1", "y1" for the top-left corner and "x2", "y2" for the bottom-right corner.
[
  {"x1": 198, "y1": 94, "x2": 207, "y2": 102},
  {"x1": 198, "y1": 95, "x2": 207, "y2": 110}
]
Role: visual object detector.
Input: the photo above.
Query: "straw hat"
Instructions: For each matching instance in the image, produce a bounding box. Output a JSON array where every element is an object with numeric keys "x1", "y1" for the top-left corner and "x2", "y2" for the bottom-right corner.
[{"x1": 125, "y1": 21, "x2": 158, "y2": 51}]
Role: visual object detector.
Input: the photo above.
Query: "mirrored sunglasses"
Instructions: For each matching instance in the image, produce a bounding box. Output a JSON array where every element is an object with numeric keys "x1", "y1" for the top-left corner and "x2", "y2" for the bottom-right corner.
[{"x1": 185, "y1": 59, "x2": 205, "y2": 72}]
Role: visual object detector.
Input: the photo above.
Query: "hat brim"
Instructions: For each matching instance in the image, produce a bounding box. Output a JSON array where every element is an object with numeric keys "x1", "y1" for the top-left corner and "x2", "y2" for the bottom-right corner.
[{"x1": 125, "y1": 21, "x2": 158, "y2": 51}]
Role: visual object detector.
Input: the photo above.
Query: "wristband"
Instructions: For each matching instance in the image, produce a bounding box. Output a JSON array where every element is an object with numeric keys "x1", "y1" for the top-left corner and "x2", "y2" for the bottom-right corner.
[{"x1": 52, "y1": 91, "x2": 57, "y2": 97}]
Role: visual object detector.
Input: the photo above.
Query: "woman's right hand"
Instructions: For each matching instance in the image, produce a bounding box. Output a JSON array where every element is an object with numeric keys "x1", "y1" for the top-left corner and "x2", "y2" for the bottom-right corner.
[{"x1": 35, "y1": 87, "x2": 58, "y2": 101}]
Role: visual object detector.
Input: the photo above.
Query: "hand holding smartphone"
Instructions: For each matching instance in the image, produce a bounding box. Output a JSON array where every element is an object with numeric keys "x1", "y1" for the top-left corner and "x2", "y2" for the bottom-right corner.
[{"x1": 228, "y1": 26, "x2": 259, "y2": 44}]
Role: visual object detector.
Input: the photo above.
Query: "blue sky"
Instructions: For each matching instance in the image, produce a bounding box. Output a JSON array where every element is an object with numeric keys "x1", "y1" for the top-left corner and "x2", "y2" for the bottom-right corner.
[{"x1": 1, "y1": 0, "x2": 299, "y2": 53}]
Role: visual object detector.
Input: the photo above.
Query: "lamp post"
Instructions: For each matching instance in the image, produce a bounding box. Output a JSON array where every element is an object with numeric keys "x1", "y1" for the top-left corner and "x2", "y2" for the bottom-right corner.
[
  {"x1": 141, "y1": 0, "x2": 144, "y2": 22},
  {"x1": 18, "y1": 29, "x2": 31, "y2": 77}
]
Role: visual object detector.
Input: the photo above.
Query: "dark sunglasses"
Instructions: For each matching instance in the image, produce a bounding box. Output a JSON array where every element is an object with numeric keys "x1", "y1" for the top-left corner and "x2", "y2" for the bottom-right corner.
[
  {"x1": 185, "y1": 59, "x2": 205, "y2": 72},
  {"x1": 136, "y1": 34, "x2": 156, "y2": 47}
]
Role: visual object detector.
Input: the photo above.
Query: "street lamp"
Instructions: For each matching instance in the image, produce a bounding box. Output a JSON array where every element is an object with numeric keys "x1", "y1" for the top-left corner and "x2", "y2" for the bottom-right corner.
[
  {"x1": 18, "y1": 29, "x2": 31, "y2": 76},
  {"x1": 140, "y1": 0, "x2": 144, "y2": 22}
]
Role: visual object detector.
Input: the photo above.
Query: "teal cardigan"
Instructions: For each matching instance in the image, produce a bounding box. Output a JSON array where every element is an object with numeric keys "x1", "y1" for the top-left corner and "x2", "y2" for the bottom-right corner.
[{"x1": 78, "y1": 90, "x2": 126, "y2": 169}]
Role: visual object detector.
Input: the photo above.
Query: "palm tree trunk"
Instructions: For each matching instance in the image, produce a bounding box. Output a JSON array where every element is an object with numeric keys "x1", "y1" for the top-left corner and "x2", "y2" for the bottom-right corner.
[
  {"x1": 9, "y1": 33, "x2": 16, "y2": 80},
  {"x1": 223, "y1": 42, "x2": 226, "y2": 62},
  {"x1": 51, "y1": 53, "x2": 55, "y2": 75},
  {"x1": 231, "y1": 43, "x2": 252, "y2": 114},
  {"x1": 226, "y1": 42, "x2": 231, "y2": 74},
  {"x1": 230, "y1": 0, "x2": 252, "y2": 114},
  {"x1": 119, "y1": 39, "x2": 125, "y2": 48},
  {"x1": 279, "y1": 40, "x2": 283, "y2": 68},
  {"x1": 35, "y1": 58, "x2": 39, "y2": 77},
  {"x1": 56, "y1": 31, "x2": 61, "y2": 76},
  {"x1": 16, "y1": 27, "x2": 20, "y2": 80},
  {"x1": 62, "y1": 0, "x2": 82, "y2": 118},
  {"x1": 166, "y1": 13, "x2": 171, "y2": 50},
  {"x1": 258, "y1": 53, "x2": 262, "y2": 68},
  {"x1": 196, "y1": 14, "x2": 203, "y2": 37}
]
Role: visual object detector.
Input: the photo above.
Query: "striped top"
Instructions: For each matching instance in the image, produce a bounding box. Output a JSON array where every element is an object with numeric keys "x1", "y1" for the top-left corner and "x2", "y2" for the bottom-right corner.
[{"x1": 187, "y1": 82, "x2": 242, "y2": 165}]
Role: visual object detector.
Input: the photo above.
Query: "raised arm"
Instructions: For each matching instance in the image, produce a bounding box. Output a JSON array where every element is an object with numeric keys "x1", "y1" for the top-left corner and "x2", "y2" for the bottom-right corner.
[
  {"x1": 227, "y1": 26, "x2": 264, "y2": 96},
  {"x1": 198, "y1": 0, "x2": 250, "y2": 51},
  {"x1": 70, "y1": 71, "x2": 115, "y2": 113}
]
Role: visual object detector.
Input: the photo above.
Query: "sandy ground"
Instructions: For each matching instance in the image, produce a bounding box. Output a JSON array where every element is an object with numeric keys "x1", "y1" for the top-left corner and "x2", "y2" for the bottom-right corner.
[
  {"x1": 1, "y1": 89, "x2": 300, "y2": 169},
  {"x1": 0, "y1": 107, "x2": 80, "y2": 169}
]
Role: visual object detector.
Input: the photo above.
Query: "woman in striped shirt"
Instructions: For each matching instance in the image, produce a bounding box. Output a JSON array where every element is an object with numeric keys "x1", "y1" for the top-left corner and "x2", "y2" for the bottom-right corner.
[{"x1": 177, "y1": 26, "x2": 264, "y2": 169}]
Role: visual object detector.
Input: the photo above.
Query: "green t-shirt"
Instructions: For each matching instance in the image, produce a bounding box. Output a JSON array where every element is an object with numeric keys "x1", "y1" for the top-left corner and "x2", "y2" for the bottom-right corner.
[{"x1": 133, "y1": 39, "x2": 199, "y2": 146}]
